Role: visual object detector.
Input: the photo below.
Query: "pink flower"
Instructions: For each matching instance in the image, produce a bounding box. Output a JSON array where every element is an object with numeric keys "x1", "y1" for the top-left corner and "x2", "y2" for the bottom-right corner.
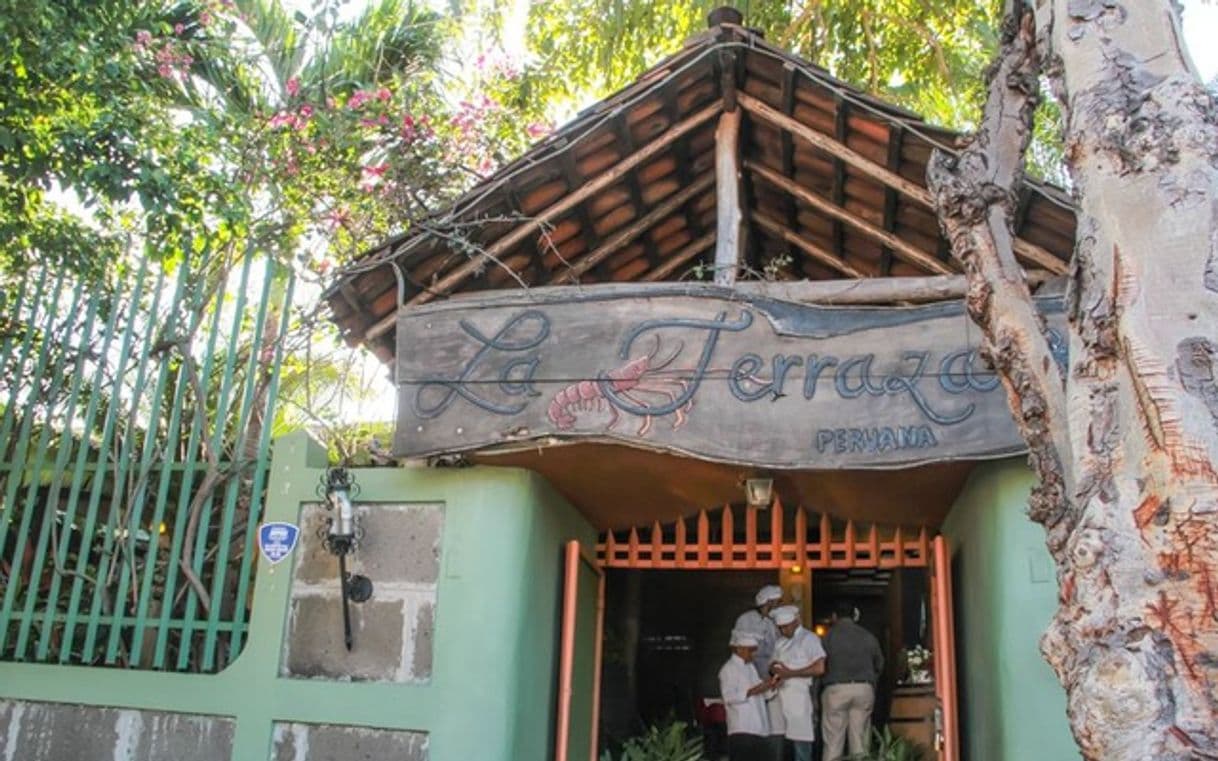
[
  {"x1": 158, "y1": 63, "x2": 174, "y2": 79},
  {"x1": 347, "y1": 90, "x2": 372, "y2": 110},
  {"x1": 135, "y1": 30, "x2": 152, "y2": 46},
  {"x1": 174, "y1": 23, "x2": 185, "y2": 35},
  {"x1": 199, "y1": 10, "x2": 212, "y2": 26},
  {"x1": 268, "y1": 111, "x2": 295, "y2": 129},
  {"x1": 286, "y1": 77, "x2": 300, "y2": 97},
  {"x1": 526, "y1": 122, "x2": 550, "y2": 138},
  {"x1": 298, "y1": 103, "x2": 313, "y2": 118},
  {"x1": 362, "y1": 163, "x2": 388, "y2": 177},
  {"x1": 376, "y1": 87, "x2": 392, "y2": 101}
]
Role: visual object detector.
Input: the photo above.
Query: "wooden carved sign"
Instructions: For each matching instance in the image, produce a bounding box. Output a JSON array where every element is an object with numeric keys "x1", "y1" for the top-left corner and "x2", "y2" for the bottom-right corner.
[{"x1": 395, "y1": 284, "x2": 1065, "y2": 468}]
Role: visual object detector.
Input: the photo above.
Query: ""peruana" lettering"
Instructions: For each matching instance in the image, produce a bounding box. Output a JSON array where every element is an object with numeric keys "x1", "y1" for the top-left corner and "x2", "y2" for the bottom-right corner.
[{"x1": 814, "y1": 425, "x2": 938, "y2": 454}]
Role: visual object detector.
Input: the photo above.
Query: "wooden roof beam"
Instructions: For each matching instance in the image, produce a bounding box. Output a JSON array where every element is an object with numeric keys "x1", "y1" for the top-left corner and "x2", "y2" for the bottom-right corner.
[
  {"x1": 752, "y1": 211, "x2": 867, "y2": 279},
  {"x1": 747, "y1": 159, "x2": 954, "y2": 275},
  {"x1": 612, "y1": 115, "x2": 663, "y2": 270},
  {"x1": 552, "y1": 173, "x2": 715, "y2": 284},
  {"x1": 737, "y1": 91, "x2": 1067, "y2": 275},
  {"x1": 405, "y1": 100, "x2": 723, "y2": 307},
  {"x1": 642, "y1": 230, "x2": 717, "y2": 281}
]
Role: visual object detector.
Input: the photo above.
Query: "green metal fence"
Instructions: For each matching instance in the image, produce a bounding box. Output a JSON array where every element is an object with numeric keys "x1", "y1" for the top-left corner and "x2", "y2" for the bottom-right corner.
[{"x1": 0, "y1": 251, "x2": 293, "y2": 673}]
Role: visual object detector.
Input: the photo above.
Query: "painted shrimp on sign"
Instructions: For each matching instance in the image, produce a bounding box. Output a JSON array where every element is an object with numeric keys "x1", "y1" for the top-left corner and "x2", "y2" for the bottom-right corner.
[{"x1": 394, "y1": 283, "x2": 1066, "y2": 469}]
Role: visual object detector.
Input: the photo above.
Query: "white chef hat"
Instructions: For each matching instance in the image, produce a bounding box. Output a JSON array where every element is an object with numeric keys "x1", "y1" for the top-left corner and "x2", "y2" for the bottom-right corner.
[
  {"x1": 769, "y1": 605, "x2": 800, "y2": 626},
  {"x1": 730, "y1": 629, "x2": 760, "y2": 647},
  {"x1": 754, "y1": 584, "x2": 783, "y2": 606}
]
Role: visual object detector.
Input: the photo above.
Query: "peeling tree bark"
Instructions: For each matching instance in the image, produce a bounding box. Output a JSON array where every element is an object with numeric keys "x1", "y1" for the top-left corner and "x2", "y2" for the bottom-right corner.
[{"x1": 929, "y1": 2, "x2": 1218, "y2": 759}]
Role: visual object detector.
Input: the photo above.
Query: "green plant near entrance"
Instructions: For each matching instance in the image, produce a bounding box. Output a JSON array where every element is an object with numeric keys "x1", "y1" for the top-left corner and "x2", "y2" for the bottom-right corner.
[
  {"x1": 846, "y1": 727, "x2": 929, "y2": 761},
  {"x1": 599, "y1": 720, "x2": 705, "y2": 761}
]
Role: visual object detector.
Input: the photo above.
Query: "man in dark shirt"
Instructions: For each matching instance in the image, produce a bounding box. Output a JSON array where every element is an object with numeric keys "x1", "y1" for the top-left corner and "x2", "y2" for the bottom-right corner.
[{"x1": 820, "y1": 601, "x2": 884, "y2": 761}]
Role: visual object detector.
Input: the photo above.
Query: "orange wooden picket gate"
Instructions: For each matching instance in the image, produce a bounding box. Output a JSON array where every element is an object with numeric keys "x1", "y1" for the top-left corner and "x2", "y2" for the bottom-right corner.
[{"x1": 595, "y1": 497, "x2": 929, "y2": 570}]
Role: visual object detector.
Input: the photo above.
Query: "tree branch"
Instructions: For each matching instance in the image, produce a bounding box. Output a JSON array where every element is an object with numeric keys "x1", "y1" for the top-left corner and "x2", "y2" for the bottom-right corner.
[{"x1": 927, "y1": 7, "x2": 1075, "y2": 551}]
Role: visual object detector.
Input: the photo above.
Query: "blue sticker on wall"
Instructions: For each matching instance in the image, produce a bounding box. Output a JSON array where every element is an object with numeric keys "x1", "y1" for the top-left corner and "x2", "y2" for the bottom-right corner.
[{"x1": 258, "y1": 522, "x2": 300, "y2": 565}]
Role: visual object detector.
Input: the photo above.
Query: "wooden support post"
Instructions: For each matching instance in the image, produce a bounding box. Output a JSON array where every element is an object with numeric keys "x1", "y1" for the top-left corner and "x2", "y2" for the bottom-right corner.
[{"x1": 715, "y1": 110, "x2": 745, "y2": 285}]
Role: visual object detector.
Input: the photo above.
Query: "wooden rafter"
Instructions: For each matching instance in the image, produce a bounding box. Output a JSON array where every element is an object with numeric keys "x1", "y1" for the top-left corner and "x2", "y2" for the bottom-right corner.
[
  {"x1": 752, "y1": 212, "x2": 867, "y2": 278},
  {"x1": 552, "y1": 174, "x2": 715, "y2": 284},
  {"x1": 405, "y1": 101, "x2": 723, "y2": 306},
  {"x1": 641, "y1": 230, "x2": 717, "y2": 281},
  {"x1": 737, "y1": 91, "x2": 1067, "y2": 275},
  {"x1": 747, "y1": 160, "x2": 954, "y2": 275}
]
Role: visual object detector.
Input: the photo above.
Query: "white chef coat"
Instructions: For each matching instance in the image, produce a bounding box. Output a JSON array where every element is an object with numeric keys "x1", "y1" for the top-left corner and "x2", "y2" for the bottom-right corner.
[
  {"x1": 772, "y1": 626, "x2": 826, "y2": 742},
  {"x1": 717, "y1": 653, "x2": 771, "y2": 736},
  {"x1": 734, "y1": 608, "x2": 786, "y2": 736}
]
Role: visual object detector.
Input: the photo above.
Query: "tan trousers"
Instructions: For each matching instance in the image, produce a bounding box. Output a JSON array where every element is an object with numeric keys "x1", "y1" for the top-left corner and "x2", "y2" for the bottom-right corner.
[{"x1": 820, "y1": 682, "x2": 875, "y2": 761}]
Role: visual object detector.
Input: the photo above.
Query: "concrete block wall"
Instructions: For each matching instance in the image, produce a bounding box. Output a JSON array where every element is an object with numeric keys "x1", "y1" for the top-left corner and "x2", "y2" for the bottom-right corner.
[
  {"x1": 0, "y1": 700, "x2": 234, "y2": 761},
  {"x1": 272, "y1": 722, "x2": 428, "y2": 761},
  {"x1": 282, "y1": 502, "x2": 442, "y2": 683}
]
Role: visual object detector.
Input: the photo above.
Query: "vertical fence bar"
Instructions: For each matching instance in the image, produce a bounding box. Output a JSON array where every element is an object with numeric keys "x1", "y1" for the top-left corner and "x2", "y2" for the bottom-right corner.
[
  {"x1": 226, "y1": 272, "x2": 294, "y2": 657},
  {"x1": 0, "y1": 270, "x2": 38, "y2": 431},
  {"x1": 0, "y1": 277, "x2": 82, "y2": 655},
  {"x1": 674, "y1": 516, "x2": 687, "y2": 569},
  {"x1": 102, "y1": 262, "x2": 191, "y2": 664},
  {"x1": 12, "y1": 291, "x2": 102, "y2": 658},
  {"x1": 152, "y1": 260, "x2": 232, "y2": 669},
  {"x1": 770, "y1": 498, "x2": 782, "y2": 566},
  {"x1": 744, "y1": 506, "x2": 756, "y2": 567},
  {"x1": 82, "y1": 267, "x2": 169, "y2": 664},
  {"x1": 36, "y1": 269, "x2": 128, "y2": 659},
  {"x1": 60, "y1": 258, "x2": 151, "y2": 661},
  {"x1": 0, "y1": 269, "x2": 54, "y2": 459},
  {"x1": 177, "y1": 251, "x2": 255, "y2": 670},
  {"x1": 201, "y1": 256, "x2": 275, "y2": 669},
  {"x1": 696, "y1": 510, "x2": 709, "y2": 568},
  {"x1": 126, "y1": 260, "x2": 204, "y2": 665},
  {"x1": 722, "y1": 505, "x2": 734, "y2": 569},
  {"x1": 0, "y1": 270, "x2": 62, "y2": 560},
  {"x1": 794, "y1": 506, "x2": 808, "y2": 571}
]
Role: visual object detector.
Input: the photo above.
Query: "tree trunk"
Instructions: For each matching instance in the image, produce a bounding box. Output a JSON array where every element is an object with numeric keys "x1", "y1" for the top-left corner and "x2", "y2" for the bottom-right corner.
[{"x1": 928, "y1": 2, "x2": 1218, "y2": 758}]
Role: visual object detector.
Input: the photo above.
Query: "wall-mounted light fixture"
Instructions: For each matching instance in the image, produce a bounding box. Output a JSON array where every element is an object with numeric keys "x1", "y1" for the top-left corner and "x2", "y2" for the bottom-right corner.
[
  {"x1": 318, "y1": 467, "x2": 373, "y2": 651},
  {"x1": 744, "y1": 473, "x2": 774, "y2": 509}
]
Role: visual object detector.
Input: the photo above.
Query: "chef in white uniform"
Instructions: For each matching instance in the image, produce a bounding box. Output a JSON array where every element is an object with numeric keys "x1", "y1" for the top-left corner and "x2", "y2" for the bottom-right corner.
[
  {"x1": 717, "y1": 629, "x2": 774, "y2": 761},
  {"x1": 769, "y1": 605, "x2": 827, "y2": 761},
  {"x1": 734, "y1": 585, "x2": 786, "y2": 759}
]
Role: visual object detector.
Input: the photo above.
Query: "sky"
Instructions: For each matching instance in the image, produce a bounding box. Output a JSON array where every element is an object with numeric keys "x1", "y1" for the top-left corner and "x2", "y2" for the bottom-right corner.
[{"x1": 1182, "y1": 0, "x2": 1218, "y2": 82}]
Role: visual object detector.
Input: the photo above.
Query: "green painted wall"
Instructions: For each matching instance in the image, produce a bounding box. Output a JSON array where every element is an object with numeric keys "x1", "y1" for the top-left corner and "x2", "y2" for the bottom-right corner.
[
  {"x1": 941, "y1": 459, "x2": 1078, "y2": 761},
  {"x1": 0, "y1": 431, "x2": 597, "y2": 760}
]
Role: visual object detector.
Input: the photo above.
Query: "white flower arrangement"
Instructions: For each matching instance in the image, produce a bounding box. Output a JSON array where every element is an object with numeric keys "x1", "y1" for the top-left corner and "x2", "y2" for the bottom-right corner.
[{"x1": 900, "y1": 644, "x2": 933, "y2": 685}]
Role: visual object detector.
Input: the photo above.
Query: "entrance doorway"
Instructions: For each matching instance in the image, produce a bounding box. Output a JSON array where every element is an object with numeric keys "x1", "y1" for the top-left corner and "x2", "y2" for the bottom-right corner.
[{"x1": 557, "y1": 501, "x2": 958, "y2": 761}]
